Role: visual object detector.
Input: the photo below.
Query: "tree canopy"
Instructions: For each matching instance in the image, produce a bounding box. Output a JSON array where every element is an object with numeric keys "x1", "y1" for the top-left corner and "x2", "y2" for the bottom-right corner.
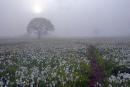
[{"x1": 27, "y1": 17, "x2": 54, "y2": 39}]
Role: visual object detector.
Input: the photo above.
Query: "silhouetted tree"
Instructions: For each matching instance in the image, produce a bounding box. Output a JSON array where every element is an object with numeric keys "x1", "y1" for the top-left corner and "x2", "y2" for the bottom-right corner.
[{"x1": 27, "y1": 18, "x2": 54, "y2": 39}]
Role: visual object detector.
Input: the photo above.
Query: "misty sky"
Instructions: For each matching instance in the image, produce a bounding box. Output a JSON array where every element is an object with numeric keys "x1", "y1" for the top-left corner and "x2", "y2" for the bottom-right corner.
[{"x1": 0, "y1": 0, "x2": 130, "y2": 37}]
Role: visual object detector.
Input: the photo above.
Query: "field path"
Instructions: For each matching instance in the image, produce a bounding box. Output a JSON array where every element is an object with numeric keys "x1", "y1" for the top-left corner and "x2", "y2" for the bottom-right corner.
[{"x1": 88, "y1": 45, "x2": 104, "y2": 87}]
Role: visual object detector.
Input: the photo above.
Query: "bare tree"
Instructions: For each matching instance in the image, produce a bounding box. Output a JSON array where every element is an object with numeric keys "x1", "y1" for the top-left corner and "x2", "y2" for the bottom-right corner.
[{"x1": 27, "y1": 18, "x2": 54, "y2": 39}]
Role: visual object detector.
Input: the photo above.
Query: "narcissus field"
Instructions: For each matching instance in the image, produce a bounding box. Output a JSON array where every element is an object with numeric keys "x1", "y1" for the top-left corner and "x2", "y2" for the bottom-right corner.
[{"x1": 0, "y1": 38, "x2": 130, "y2": 87}]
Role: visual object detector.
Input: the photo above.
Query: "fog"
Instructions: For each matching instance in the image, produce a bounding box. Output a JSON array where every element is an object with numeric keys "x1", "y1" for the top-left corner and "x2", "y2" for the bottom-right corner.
[{"x1": 0, "y1": 0, "x2": 130, "y2": 37}]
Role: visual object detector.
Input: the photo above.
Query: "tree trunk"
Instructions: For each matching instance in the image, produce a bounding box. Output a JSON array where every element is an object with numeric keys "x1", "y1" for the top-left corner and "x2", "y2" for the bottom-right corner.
[{"x1": 37, "y1": 31, "x2": 42, "y2": 39}]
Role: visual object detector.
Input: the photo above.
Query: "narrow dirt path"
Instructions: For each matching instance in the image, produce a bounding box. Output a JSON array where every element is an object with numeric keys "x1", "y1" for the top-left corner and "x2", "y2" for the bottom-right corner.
[{"x1": 88, "y1": 45, "x2": 104, "y2": 87}]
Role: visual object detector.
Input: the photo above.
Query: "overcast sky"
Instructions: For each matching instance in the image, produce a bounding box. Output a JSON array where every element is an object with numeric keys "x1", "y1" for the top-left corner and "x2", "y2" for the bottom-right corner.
[{"x1": 0, "y1": 0, "x2": 130, "y2": 37}]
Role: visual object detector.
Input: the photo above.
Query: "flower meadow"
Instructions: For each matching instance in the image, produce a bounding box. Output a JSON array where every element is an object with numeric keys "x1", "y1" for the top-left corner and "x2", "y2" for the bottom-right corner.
[{"x1": 0, "y1": 38, "x2": 130, "y2": 87}]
